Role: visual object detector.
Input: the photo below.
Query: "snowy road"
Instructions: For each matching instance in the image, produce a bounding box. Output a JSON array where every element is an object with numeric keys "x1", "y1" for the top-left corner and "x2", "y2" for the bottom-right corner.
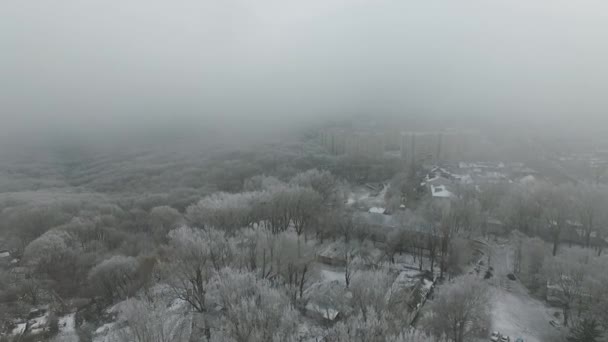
[{"x1": 487, "y1": 243, "x2": 564, "y2": 342}]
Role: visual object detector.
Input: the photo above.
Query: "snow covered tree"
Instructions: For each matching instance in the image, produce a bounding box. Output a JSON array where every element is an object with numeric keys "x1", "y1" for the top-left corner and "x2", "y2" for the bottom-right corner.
[
  {"x1": 244, "y1": 175, "x2": 284, "y2": 192},
  {"x1": 119, "y1": 297, "x2": 190, "y2": 342},
  {"x1": 273, "y1": 233, "x2": 316, "y2": 301},
  {"x1": 289, "y1": 187, "x2": 322, "y2": 244},
  {"x1": 327, "y1": 309, "x2": 389, "y2": 342},
  {"x1": 164, "y1": 226, "x2": 232, "y2": 312},
  {"x1": 235, "y1": 229, "x2": 315, "y2": 300},
  {"x1": 88, "y1": 255, "x2": 139, "y2": 302},
  {"x1": 347, "y1": 268, "x2": 413, "y2": 332},
  {"x1": 425, "y1": 275, "x2": 491, "y2": 342},
  {"x1": 208, "y1": 268, "x2": 299, "y2": 342},
  {"x1": 291, "y1": 169, "x2": 338, "y2": 205},
  {"x1": 498, "y1": 184, "x2": 541, "y2": 235},
  {"x1": 186, "y1": 192, "x2": 260, "y2": 232},
  {"x1": 23, "y1": 229, "x2": 77, "y2": 276},
  {"x1": 349, "y1": 269, "x2": 395, "y2": 321},
  {"x1": 23, "y1": 228, "x2": 81, "y2": 296},
  {"x1": 328, "y1": 310, "x2": 438, "y2": 342},
  {"x1": 568, "y1": 318, "x2": 603, "y2": 342},
  {"x1": 537, "y1": 183, "x2": 574, "y2": 256},
  {"x1": 148, "y1": 206, "x2": 183, "y2": 242},
  {"x1": 543, "y1": 252, "x2": 588, "y2": 326}
]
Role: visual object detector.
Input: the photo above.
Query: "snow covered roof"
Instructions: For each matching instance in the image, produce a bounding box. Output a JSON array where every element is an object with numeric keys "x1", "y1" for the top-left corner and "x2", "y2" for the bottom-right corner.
[
  {"x1": 368, "y1": 207, "x2": 386, "y2": 214},
  {"x1": 431, "y1": 185, "x2": 454, "y2": 198}
]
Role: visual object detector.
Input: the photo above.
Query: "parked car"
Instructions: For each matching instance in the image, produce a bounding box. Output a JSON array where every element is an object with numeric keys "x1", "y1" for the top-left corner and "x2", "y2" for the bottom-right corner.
[
  {"x1": 507, "y1": 273, "x2": 517, "y2": 281},
  {"x1": 490, "y1": 331, "x2": 500, "y2": 342},
  {"x1": 515, "y1": 338, "x2": 524, "y2": 342},
  {"x1": 500, "y1": 335, "x2": 510, "y2": 342}
]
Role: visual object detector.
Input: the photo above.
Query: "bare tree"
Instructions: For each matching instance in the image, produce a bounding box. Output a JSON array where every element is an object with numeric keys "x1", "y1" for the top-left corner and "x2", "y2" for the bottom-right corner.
[
  {"x1": 516, "y1": 237, "x2": 549, "y2": 291},
  {"x1": 164, "y1": 226, "x2": 231, "y2": 312},
  {"x1": 349, "y1": 269, "x2": 411, "y2": 324},
  {"x1": 498, "y1": 184, "x2": 541, "y2": 235},
  {"x1": 543, "y1": 252, "x2": 588, "y2": 326},
  {"x1": 446, "y1": 238, "x2": 474, "y2": 279},
  {"x1": 449, "y1": 185, "x2": 483, "y2": 236},
  {"x1": 419, "y1": 200, "x2": 447, "y2": 277},
  {"x1": 322, "y1": 209, "x2": 356, "y2": 242},
  {"x1": 236, "y1": 226, "x2": 276, "y2": 278},
  {"x1": 288, "y1": 187, "x2": 322, "y2": 250},
  {"x1": 537, "y1": 184, "x2": 573, "y2": 256},
  {"x1": 575, "y1": 185, "x2": 608, "y2": 249},
  {"x1": 272, "y1": 234, "x2": 316, "y2": 302},
  {"x1": 266, "y1": 186, "x2": 295, "y2": 234}
]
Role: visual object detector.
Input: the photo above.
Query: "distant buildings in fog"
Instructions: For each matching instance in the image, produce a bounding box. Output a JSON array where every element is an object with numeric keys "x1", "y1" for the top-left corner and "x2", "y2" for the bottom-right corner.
[
  {"x1": 319, "y1": 126, "x2": 476, "y2": 164},
  {"x1": 319, "y1": 128, "x2": 400, "y2": 158},
  {"x1": 399, "y1": 130, "x2": 476, "y2": 165}
]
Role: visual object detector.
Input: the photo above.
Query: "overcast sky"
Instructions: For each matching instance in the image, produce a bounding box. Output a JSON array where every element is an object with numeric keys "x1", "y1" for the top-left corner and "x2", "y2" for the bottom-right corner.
[{"x1": 2, "y1": 0, "x2": 608, "y2": 143}]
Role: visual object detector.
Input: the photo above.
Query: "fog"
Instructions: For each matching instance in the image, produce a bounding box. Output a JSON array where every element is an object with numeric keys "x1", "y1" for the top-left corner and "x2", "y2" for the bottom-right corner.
[
  {"x1": 2, "y1": 0, "x2": 608, "y2": 145},
  {"x1": 5, "y1": 3, "x2": 608, "y2": 339}
]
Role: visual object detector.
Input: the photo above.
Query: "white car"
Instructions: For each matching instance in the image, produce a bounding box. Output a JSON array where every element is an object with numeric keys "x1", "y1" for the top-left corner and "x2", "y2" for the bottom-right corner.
[
  {"x1": 500, "y1": 335, "x2": 510, "y2": 342},
  {"x1": 490, "y1": 331, "x2": 500, "y2": 342}
]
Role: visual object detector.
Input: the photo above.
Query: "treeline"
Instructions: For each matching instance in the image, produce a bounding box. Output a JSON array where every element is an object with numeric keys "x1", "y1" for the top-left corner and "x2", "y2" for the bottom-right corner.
[
  {"x1": 482, "y1": 181, "x2": 608, "y2": 255},
  {"x1": 515, "y1": 235, "x2": 608, "y2": 335}
]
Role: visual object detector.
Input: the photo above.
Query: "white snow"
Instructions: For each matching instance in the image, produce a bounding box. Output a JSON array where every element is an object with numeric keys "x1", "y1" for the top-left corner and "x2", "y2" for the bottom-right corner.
[
  {"x1": 59, "y1": 313, "x2": 76, "y2": 332},
  {"x1": 368, "y1": 207, "x2": 386, "y2": 214},
  {"x1": 320, "y1": 269, "x2": 345, "y2": 284},
  {"x1": 305, "y1": 303, "x2": 339, "y2": 320},
  {"x1": 392, "y1": 270, "x2": 422, "y2": 288},
  {"x1": 95, "y1": 322, "x2": 115, "y2": 335},
  {"x1": 0, "y1": 251, "x2": 10, "y2": 258},
  {"x1": 55, "y1": 313, "x2": 78, "y2": 342},
  {"x1": 8, "y1": 308, "x2": 49, "y2": 337},
  {"x1": 28, "y1": 312, "x2": 48, "y2": 334},
  {"x1": 431, "y1": 185, "x2": 453, "y2": 198},
  {"x1": 489, "y1": 243, "x2": 563, "y2": 342},
  {"x1": 11, "y1": 322, "x2": 27, "y2": 335}
]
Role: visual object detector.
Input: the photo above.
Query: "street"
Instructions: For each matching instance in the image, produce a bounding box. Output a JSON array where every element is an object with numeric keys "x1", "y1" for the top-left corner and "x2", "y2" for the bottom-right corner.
[{"x1": 487, "y1": 242, "x2": 564, "y2": 342}]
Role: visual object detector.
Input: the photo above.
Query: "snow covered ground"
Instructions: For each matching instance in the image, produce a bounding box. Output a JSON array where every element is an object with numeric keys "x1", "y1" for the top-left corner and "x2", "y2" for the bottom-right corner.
[
  {"x1": 10, "y1": 308, "x2": 48, "y2": 336},
  {"x1": 488, "y1": 243, "x2": 564, "y2": 342},
  {"x1": 345, "y1": 184, "x2": 387, "y2": 210},
  {"x1": 320, "y1": 267, "x2": 345, "y2": 284},
  {"x1": 55, "y1": 313, "x2": 78, "y2": 342}
]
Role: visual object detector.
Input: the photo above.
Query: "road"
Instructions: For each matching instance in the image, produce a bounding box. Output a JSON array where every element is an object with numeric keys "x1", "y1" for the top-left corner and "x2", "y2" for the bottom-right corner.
[{"x1": 486, "y1": 242, "x2": 564, "y2": 342}]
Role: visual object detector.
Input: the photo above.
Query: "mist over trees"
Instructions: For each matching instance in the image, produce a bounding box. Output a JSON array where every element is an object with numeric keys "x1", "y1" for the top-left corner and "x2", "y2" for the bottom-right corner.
[{"x1": 3, "y1": 0, "x2": 608, "y2": 339}]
